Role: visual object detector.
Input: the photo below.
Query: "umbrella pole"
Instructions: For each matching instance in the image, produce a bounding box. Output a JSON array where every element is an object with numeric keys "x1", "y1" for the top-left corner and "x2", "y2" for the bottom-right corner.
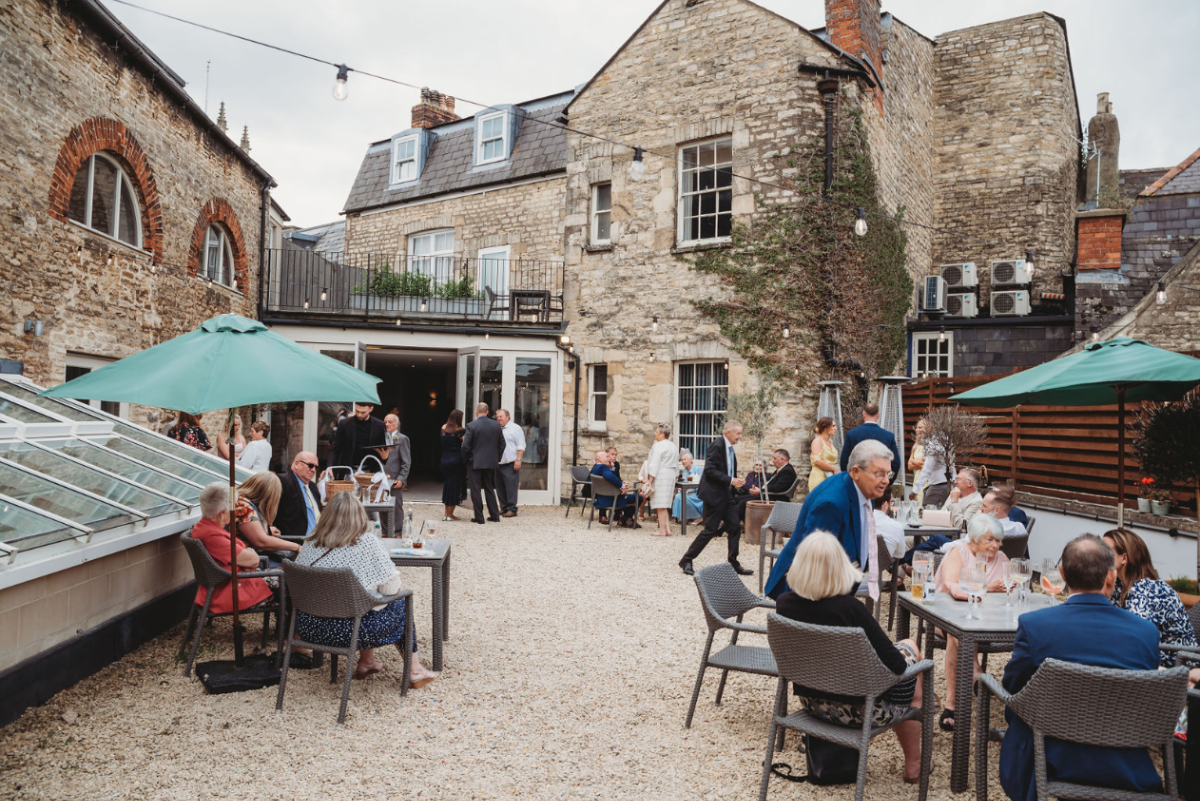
[
  {"x1": 226, "y1": 410, "x2": 244, "y2": 667},
  {"x1": 1117, "y1": 389, "x2": 1126, "y2": 529}
]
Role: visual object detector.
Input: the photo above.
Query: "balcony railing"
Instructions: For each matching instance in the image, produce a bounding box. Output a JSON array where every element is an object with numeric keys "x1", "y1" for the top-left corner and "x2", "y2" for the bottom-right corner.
[{"x1": 263, "y1": 248, "x2": 565, "y2": 325}]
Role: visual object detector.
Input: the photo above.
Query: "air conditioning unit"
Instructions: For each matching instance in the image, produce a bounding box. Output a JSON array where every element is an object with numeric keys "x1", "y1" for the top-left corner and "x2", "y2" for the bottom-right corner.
[
  {"x1": 946, "y1": 293, "x2": 979, "y2": 318},
  {"x1": 991, "y1": 259, "x2": 1031, "y2": 286},
  {"x1": 921, "y1": 276, "x2": 946, "y2": 313},
  {"x1": 940, "y1": 263, "x2": 978, "y2": 289},
  {"x1": 992, "y1": 290, "x2": 1031, "y2": 317}
]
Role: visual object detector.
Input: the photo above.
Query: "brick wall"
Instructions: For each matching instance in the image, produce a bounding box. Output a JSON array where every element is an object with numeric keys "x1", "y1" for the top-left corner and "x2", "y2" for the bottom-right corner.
[
  {"x1": 1076, "y1": 214, "x2": 1124, "y2": 271},
  {"x1": 411, "y1": 89, "x2": 459, "y2": 130},
  {"x1": 0, "y1": 0, "x2": 268, "y2": 422}
]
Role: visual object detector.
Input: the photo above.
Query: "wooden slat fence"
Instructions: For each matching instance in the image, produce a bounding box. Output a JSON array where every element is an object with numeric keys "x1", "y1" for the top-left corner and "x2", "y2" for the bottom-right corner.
[{"x1": 902, "y1": 373, "x2": 1195, "y2": 514}]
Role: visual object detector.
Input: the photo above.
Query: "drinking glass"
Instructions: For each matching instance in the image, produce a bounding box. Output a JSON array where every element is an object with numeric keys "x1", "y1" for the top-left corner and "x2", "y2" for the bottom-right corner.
[
  {"x1": 912, "y1": 564, "x2": 929, "y2": 599},
  {"x1": 959, "y1": 565, "x2": 986, "y2": 620},
  {"x1": 1041, "y1": 558, "x2": 1066, "y2": 596},
  {"x1": 413, "y1": 520, "x2": 428, "y2": 550},
  {"x1": 1002, "y1": 561, "x2": 1019, "y2": 606},
  {"x1": 1008, "y1": 559, "x2": 1031, "y2": 606}
]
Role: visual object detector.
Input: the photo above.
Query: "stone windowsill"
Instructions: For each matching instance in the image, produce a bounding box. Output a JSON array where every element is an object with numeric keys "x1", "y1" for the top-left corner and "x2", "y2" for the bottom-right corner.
[
  {"x1": 67, "y1": 220, "x2": 154, "y2": 260},
  {"x1": 671, "y1": 240, "x2": 732, "y2": 256},
  {"x1": 584, "y1": 243, "x2": 614, "y2": 254},
  {"x1": 584, "y1": 424, "x2": 608, "y2": 435},
  {"x1": 1020, "y1": 490, "x2": 1198, "y2": 536},
  {"x1": 195, "y1": 277, "x2": 246, "y2": 299}
]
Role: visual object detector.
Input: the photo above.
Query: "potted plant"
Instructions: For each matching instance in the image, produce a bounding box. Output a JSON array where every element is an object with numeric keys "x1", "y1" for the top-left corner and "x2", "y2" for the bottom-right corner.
[
  {"x1": 1150, "y1": 485, "x2": 1172, "y2": 516},
  {"x1": 923, "y1": 405, "x2": 989, "y2": 487},
  {"x1": 1167, "y1": 577, "x2": 1200, "y2": 609},
  {"x1": 349, "y1": 267, "x2": 484, "y2": 315},
  {"x1": 1133, "y1": 389, "x2": 1200, "y2": 579},
  {"x1": 1136, "y1": 477, "x2": 1154, "y2": 514},
  {"x1": 724, "y1": 375, "x2": 781, "y2": 545}
]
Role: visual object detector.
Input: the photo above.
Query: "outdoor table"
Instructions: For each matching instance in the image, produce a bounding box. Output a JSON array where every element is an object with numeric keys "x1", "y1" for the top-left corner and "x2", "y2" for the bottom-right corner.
[
  {"x1": 389, "y1": 538, "x2": 451, "y2": 671},
  {"x1": 510, "y1": 289, "x2": 551, "y2": 322},
  {"x1": 904, "y1": 524, "x2": 959, "y2": 547},
  {"x1": 897, "y1": 590, "x2": 1059, "y2": 793},
  {"x1": 675, "y1": 479, "x2": 699, "y2": 538}
]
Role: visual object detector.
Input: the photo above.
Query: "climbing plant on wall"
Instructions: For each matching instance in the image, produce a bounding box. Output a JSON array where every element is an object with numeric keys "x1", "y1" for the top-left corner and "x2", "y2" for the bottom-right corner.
[{"x1": 686, "y1": 101, "x2": 912, "y2": 397}]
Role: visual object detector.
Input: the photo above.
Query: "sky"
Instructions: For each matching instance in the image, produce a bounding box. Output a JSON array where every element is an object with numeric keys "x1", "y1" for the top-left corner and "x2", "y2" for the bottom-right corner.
[{"x1": 108, "y1": 0, "x2": 1200, "y2": 229}]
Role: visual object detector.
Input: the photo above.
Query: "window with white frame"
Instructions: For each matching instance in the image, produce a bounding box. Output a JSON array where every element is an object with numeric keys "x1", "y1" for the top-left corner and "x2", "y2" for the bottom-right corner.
[
  {"x1": 589, "y1": 365, "x2": 608, "y2": 426},
  {"x1": 591, "y1": 183, "x2": 612, "y2": 245},
  {"x1": 678, "y1": 138, "x2": 733, "y2": 245},
  {"x1": 676, "y1": 361, "x2": 729, "y2": 458},
  {"x1": 477, "y1": 111, "x2": 507, "y2": 164},
  {"x1": 64, "y1": 354, "x2": 127, "y2": 418},
  {"x1": 202, "y1": 224, "x2": 236, "y2": 287},
  {"x1": 66, "y1": 153, "x2": 142, "y2": 247},
  {"x1": 392, "y1": 135, "x2": 418, "y2": 183},
  {"x1": 478, "y1": 245, "x2": 510, "y2": 299},
  {"x1": 409, "y1": 229, "x2": 455, "y2": 287},
  {"x1": 913, "y1": 332, "x2": 953, "y2": 378}
]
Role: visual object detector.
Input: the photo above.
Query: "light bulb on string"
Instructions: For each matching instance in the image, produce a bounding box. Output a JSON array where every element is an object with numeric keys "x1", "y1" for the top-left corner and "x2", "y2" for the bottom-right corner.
[
  {"x1": 419, "y1": 298, "x2": 427, "y2": 312},
  {"x1": 485, "y1": 332, "x2": 490, "y2": 340},
  {"x1": 1091, "y1": 326, "x2": 1100, "y2": 343},
  {"x1": 629, "y1": 147, "x2": 645, "y2": 181},
  {"x1": 782, "y1": 322, "x2": 790, "y2": 339},
  {"x1": 1157, "y1": 281, "x2": 1166, "y2": 306},
  {"x1": 651, "y1": 315, "x2": 658, "y2": 332},
  {"x1": 332, "y1": 64, "x2": 349, "y2": 101},
  {"x1": 106, "y1": 253, "x2": 114, "y2": 267},
  {"x1": 854, "y1": 208, "x2": 868, "y2": 237},
  {"x1": 938, "y1": 326, "x2": 946, "y2": 344},
  {"x1": 320, "y1": 287, "x2": 328, "y2": 302},
  {"x1": 1024, "y1": 251, "x2": 1035, "y2": 280},
  {"x1": 303, "y1": 298, "x2": 310, "y2": 310}
]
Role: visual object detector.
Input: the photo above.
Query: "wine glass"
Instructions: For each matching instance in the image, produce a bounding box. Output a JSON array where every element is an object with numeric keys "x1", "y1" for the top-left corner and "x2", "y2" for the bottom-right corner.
[
  {"x1": 1041, "y1": 558, "x2": 1066, "y2": 597},
  {"x1": 959, "y1": 565, "x2": 986, "y2": 620},
  {"x1": 1008, "y1": 559, "x2": 1030, "y2": 606},
  {"x1": 1002, "y1": 561, "x2": 1020, "y2": 607}
]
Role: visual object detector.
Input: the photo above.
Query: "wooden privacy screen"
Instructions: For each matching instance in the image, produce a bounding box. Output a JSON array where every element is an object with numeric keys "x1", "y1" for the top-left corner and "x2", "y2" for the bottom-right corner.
[{"x1": 902, "y1": 374, "x2": 1193, "y2": 514}]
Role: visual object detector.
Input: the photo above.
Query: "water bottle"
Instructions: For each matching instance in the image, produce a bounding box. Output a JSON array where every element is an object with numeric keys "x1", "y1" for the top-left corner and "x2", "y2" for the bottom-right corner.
[
  {"x1": 401, "y1": 510, "x2": 414, "y2": 549},
  {"x1": 372, "y1": 519, "x2": 382, "y2": 538}
]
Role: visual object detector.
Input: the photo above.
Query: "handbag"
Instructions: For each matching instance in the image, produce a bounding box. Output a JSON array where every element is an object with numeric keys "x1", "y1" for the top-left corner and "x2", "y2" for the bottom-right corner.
[{"x1": 769, "y1": 735, "x2": 859, "y2": 786}]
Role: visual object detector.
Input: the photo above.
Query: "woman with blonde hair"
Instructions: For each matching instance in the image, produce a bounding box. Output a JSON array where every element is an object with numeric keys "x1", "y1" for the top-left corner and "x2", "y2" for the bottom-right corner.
[
  {"x1": 216, "y1": 414, "x2": 248, "y2": 461},
  {"x1": 808, "y1": 417, "x2": 839, "y2": 492},
  {"x1": 643, "y1": 423, "x2": 680, "y2": 536},
  {"x1": 775, "y1": 531, "x2": 928, "y2": 783},
  {"x1": 295, "y1": 492, "x2": 437, "y2": 686},
  {"x1": 235, "y1": 472, "x2": 299, "y2": 555}
]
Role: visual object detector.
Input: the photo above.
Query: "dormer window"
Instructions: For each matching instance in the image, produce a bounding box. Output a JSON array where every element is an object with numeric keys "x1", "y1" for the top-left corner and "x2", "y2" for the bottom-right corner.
[
  {"x1": 392, "y1": 135, "x2": 418, "y2": 183},
  {"x1": 477, "y1": 111, "x2": 508, "y2": 164}
]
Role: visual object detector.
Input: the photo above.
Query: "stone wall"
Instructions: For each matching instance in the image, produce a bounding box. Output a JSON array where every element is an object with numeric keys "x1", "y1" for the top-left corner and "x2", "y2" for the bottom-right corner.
[
  {"x1": 0, "y1": 0, "x2": 269, "y2": 422},
  {"x1": 1106, "y1": 237, "x2": 1200, "y2": 353},
  {"x1": 930, "y1": 13, "x2": 1081, "y2": 310}
]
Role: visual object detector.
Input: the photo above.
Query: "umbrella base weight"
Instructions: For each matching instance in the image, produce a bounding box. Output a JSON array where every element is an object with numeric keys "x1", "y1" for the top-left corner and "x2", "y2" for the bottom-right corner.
[{"x1": 196, "y1": 654, "x2": 281, "y2": 694}]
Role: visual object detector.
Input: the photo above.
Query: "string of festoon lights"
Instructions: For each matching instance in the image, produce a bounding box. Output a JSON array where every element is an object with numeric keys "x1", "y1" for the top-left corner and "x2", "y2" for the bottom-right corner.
[{"x1": 105, "y1": 0, "x2": 1064, "y2": 367}]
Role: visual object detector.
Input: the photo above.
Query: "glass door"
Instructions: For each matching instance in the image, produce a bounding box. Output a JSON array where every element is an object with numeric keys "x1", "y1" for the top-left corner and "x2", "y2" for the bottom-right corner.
[
  {"x1": 515, "y1": 357, "x2": 551, "y2": 493},
  {"x1": 456, "y1": 347, "x2": 478, "y2": 414}
]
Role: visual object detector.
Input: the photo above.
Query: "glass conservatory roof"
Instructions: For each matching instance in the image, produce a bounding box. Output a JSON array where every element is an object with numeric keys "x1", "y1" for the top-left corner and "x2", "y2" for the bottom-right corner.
[{"x1": 0, "y1": 375, "x2": 246, "y2": 560}]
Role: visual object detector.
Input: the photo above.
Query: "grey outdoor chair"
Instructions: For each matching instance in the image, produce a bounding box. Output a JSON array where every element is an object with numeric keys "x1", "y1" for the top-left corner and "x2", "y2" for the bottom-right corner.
[
  {"x1": 564, "y1": 465, "x2": 593, "y2": 518},
  {"x1": 178, "y1": 535, "x2": 285, "y2": 677},
  {"x1": 760, "y1": 613, "x2": 936, "y2": 801},
  {"x1": 587, "y1": 472, "x2": 624, "y2": 531},
  {"x1": 757, "y1": 501, "x2": 802, "y2": 594},
  {"x1": 484, "y1": 286, "x2": 510, "y2": 319},
  {"x1": 686, "y1": 562, "x2": 777, "y2": 728},
  {"x1": 1000, "y1": 531, "x2": 1029, "y2": 560},
  {"x1": 275, "y1": 562, "x2": 413, "y2": 725},
  {"x1": 875, "y1": 534, "x2": 902, "y2": 629},
  {"x1": 1160, "y1": 604, "x2": 1200, "y2": 660},
  {"x1": 975, "y1": 659, "x2": 1188, "y2": 801}
]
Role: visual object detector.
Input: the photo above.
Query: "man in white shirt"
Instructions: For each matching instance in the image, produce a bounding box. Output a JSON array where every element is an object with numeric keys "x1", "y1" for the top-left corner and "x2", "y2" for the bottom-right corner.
[
  {"x1": 980, "y1": 487, "x2": 1027, "y2": 539},
  {"x1": 942, "y1": 468, "x2": 983, "y2": 528},
  {"x1": 872, "y1": 496, "x2": 908, "y2": 560},
  {"x1": 495, "y1": 409, "x2": 526, "y2": 517}
]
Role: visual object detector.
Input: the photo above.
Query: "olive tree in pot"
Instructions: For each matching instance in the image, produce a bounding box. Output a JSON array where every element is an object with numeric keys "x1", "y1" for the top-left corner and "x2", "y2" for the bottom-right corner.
[
  {"x1": 922, "y1": 405, "x2": 989, "y2": 488},
  {"x1": 1133, "y1": 391, "x2": 1200, "y2": 580},
  {"x1": 724, "y1": 376, "x2": 782, "y2": 546}
]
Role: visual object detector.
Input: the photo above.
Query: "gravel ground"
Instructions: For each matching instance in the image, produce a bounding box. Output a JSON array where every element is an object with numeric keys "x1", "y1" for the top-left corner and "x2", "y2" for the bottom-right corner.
[{"x1": 0, "y1": 506, "x2": 1014, "y2": 800}]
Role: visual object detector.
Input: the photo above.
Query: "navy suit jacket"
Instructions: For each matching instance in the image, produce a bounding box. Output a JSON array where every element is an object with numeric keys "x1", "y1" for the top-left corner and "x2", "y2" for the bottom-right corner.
[
  {"x1": 838, "y1": 422, "x2": 901, "y2": 476},
  {"x1": 764, "y1": 471, "x2": 863, "y2": 599},
  {"x1": 999, "y1": 593, "x2": 1162, "y2": 801},
  {"x1": 699, "y1": 436, "x2": 737, "y2": 508}
]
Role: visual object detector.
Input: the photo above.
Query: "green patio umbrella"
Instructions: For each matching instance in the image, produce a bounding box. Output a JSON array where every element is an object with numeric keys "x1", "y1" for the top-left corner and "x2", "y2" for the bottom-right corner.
[
  {"x1": 42, "y1": 314, "x2": 381, "y2": 679},
  {"x1": 950, "y1": 337, "x2": 1200, "y2": 527}
]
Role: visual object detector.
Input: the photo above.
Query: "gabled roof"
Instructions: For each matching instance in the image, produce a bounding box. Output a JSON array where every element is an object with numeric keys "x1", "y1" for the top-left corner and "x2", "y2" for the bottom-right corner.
[
  {"x1": 342, "y1": 91, "x2": 574, "y2": 215},
  {"x1": 1140, "y1": 146, "x2": 1200, "y2": 197}
]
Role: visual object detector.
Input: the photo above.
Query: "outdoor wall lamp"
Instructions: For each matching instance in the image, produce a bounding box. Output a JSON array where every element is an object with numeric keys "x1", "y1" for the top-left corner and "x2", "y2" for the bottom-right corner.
[
  {"x1": 23, "y1": 319, "x2": 43, "y2": 337},
  {"x1": 560, "y1": 334, "x2": 571, "y2": 344}
]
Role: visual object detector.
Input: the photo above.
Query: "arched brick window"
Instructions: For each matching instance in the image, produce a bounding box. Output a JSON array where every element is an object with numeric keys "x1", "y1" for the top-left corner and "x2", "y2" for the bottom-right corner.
[
  {"x1": 188, "y1": 199, "x2": 249, "y2": 293},
  {"x1": 49, "y1": 117, "x2": 164, "y2": 261}
]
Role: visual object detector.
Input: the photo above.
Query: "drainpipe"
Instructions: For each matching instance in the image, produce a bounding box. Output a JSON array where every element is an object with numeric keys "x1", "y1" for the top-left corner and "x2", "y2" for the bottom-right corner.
[
  {"x1": 817, "y1": 77, "x2": 840, "y2": 195},
  {"x1": 258, "y1": 182, "x2": 270, "y2": 319},
  {"x1": 556, "y1": 342, "x2": 581, "y2": 467}
]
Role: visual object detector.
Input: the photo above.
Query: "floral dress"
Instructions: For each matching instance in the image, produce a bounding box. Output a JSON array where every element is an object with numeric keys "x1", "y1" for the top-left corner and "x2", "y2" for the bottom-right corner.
[
  {"x1": 1112, "y1": 577, "x2": 1197, "y2": 667},
  {"x1": 168, "y1": 424, "x2": 211, "y2": 451}
]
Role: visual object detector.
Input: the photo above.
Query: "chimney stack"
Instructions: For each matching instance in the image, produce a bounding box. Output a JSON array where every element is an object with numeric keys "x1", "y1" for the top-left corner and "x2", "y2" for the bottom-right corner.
[
  {"x1": 411, "y1": 88, "x2": 459, "y2": 130},
  {"x1": 1085, "y1": 92, "x2": 1120, "y2": 206},
  {"x1": 825, "y1": 0, "x2": 882, "y2": 77}
]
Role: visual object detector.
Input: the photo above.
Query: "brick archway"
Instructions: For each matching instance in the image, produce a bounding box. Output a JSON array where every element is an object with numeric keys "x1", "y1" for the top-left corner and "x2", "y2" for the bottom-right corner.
[
  {"x1": 188, "y1": 198, "x2": 250, "y2": 294},
  {"x1": 48, "y1": 117, "x2": 164, "y2": 261}
]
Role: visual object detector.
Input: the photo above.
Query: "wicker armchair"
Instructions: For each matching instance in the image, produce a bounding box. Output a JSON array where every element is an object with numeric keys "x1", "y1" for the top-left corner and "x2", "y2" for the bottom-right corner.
[
  {"x1": 759, "y1": 614, "x2": 936, "y2": 801},
  {"x1": 564, "y1": 465, "x2": 593, "y2": 518},
  {"x1": 1000, "y1": 532, "x2": 1029, "y2": 560},
  {"x1": 587, "y1": 472, "x2": 623, "y2": 531},
  {"x1": 757, "y1": 501, "x2": 802, "y2": 594},
  {"x1": 686, "y1": 562, "x2": 777, "y2": 728},
  {"x1": 178, "y1": 535, "x2": 285, "y2": 677},
  {"x1": 1159, "y1": 605, "x2": 1200, "y2": 660},
  {"x1": 975, "y1": 659, "x2": 1188, "y2": 801},
  {"x1": 275, "y1": 562, "x2": 413, "y2": 725}
]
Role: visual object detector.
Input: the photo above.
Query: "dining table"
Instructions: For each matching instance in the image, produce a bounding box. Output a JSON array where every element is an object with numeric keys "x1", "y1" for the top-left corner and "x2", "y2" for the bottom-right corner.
[
  {"x1": 897, "y1": 590, "x2": 1059, "y2": 793},
  {"x1": 675, "y1": 478, "x2": 699, "y2": 538},
  {"x1": 389, "y1": 538, "x2": 452, "y2": 672}
]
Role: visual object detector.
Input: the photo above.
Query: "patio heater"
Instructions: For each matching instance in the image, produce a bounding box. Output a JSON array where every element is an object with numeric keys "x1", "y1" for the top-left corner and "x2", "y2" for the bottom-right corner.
[
  {"x1": 817, "y1": 380, "x2": 846, "y2": 455},
  {"x1": 878, "y1": 376, "x2": 909, "y2": 493}
]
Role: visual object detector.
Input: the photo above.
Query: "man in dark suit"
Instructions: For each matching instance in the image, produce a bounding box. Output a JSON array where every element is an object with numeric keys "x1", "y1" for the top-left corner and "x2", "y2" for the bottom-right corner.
[
  {"x1": 379, "y1": 413, "x2": 411, "y2": 525},
  {"x1": 838, "y1": 403, "x2": 901, "y2": 481},
  {"x1": 999, "y1": 534, "x2": 1162, "y2": 801},
  {"x1": 733, "y1": 448, "x2": 798, "y2": 523},
  {"x1": 764, "y1": 439, "x2": 895, "y2": 599},
  {"x1": 275, "y1": 451, "x2": 323, "y2": 540},
  {"x1": 679, "y1": 421, "x2": 753, "y2": 577},
  {"x1": 328, "y1": 401, "x2": 386, "y2": 471},
  {"x1": 461, "y1": 402, "x2": 505, "y2": 524}
]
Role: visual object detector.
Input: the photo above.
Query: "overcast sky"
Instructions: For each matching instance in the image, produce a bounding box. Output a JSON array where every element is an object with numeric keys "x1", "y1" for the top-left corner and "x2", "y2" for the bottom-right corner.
[{"x1": 111, "y1": 0, "x2": 1200, "y2": 229}]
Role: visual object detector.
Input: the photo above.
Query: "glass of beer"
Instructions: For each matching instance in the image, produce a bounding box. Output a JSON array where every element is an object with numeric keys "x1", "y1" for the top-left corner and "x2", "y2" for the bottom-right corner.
[
  {"x1": 413, "y1": 521, "x2": 427, "y2": 550},
  {"x1": 911, "y1": 563, "x2": 929, "y2": 599}
]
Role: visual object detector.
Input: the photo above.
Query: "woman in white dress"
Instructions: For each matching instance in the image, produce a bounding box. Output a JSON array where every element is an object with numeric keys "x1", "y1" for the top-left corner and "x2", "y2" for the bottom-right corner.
[
  {"x1": 643, "y1": 423, "x2": 680, "y2": 537},
  {"x1": 217, "y1": 414, "x2": 247, "y2": 460},
  {"x1": 238, "y1": 421, "x2": 273, "y2": 472}
]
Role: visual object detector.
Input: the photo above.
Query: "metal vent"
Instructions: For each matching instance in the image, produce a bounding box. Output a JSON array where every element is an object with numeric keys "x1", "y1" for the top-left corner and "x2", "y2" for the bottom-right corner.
[
  {"x1": 993, "y1": 261, "x2": 1017, "y2": 283},
  {"x1": 946, "y1": 295, "x2": 962, "y2": 315},
  {"x1": 942, "y1": 265, "x2": 962, "y2": 286},
  {"x1": 993, "y1": 292, "x2": 1016, "y2": 314}
]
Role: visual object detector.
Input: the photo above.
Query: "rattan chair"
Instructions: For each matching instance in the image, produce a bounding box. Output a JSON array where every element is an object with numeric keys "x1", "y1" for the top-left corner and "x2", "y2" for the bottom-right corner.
[
  {"x1": 178, "y1": 535, "x2": 285, "y2": 677},
  {"x1": 587, "y1": 472, "x2": 623, "y2": 530},
  {"x1": 759, "y1": 614, "x2": 936, "y2": 801},
  {"x1": 1000, "y1": 532, "x2": 1029, "y2": 560},
  {"x1": 875, "y1": 534, "x2": 902, "y2": 629},
  {"x1": 757, "y1": 501, "x2": 802, "y2": 594},
  {"x1": 564, "y1": 465, "x2": 593, "y2": 518},
  {"x1": 975, "y1": 659, "x2": 1188, "y2": 801},
  {"x1": 1160, "y1": 605, "x2": 1200, "y2": 660},
  {"x1": 275, "y1": 562, "x2": 413, "y2": 725},
  {"x1": 686, "y1": 562, "x2": 777, "y2": 728}
]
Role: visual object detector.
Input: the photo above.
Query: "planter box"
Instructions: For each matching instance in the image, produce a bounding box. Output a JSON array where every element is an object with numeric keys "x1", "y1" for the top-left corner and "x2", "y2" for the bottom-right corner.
[
  {"x1": 1137, "y1": 497, "x2": 1152, "y2": 513},
  {"x1": 1176, "y1": 591, "x2": 1200, "y2": 609},
  {"x1": 744, "y1": 500, "x2": 774, "y2": 546},
  {"x1": 348, "y1": 293, "x2": 484, "y2": 316},
  {"x1": 1151, "y1": 499, "x2": 1171, "y2": 516}
]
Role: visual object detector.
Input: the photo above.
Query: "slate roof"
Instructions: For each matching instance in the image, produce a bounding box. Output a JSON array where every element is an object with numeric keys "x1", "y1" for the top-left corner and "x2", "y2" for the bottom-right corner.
[
  {"x1": 284, "y1": 220, "x2": 345, "y2": 253},
  {"x1": 1119, "y1": 168, "x2": 1169, "y2": 203},
  {"x1": 342, "y1": 91, "x2": 574, "y2": 215},
  {"x1": 1140, "y1": 146, "x2": 1200, "y2": 197}
]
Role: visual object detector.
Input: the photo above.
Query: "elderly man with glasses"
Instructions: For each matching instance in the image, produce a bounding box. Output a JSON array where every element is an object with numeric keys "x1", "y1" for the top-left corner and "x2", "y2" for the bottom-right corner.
[
  {"x1": 764, "y1": 440, "x2": 895, "y2": 602},
  {"x1": 275, "y1": 451, "x2": 323, "y2": 540},
  {"x1": 942, "y1": 467, "x2": 983, "y2": 528}
]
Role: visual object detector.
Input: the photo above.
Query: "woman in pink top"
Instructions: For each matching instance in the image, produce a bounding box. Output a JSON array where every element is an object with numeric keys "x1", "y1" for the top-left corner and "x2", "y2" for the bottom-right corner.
[{"x1": 933, "y1": 514, "x2": 1009, "y2": 732}]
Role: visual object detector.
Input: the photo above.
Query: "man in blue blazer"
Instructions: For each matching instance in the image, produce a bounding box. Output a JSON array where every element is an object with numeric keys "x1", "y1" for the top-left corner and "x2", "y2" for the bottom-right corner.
[
  {"x1": 764, "y1": 440, "x2": 895, "y2": 599},
  {"x1": 679, "y1": 420, "x2": 753, "y2": 576},
  {"x1": 999, "y1": 534, "x2": 1162, "y2": 801},
  {"x1": 838, "y1": 403, "x2": 901, "y2": 480}
]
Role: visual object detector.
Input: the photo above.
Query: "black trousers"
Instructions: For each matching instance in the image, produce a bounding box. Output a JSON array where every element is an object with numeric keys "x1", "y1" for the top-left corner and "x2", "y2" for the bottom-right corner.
[
  {"x1": 682, "y1": 497, "x2": 741, "y2": 564},
  {"x1": 468, "y1": 467, "x2": 500, "y2": 522},
  {"x1": 497, "y1": 462, "x2": 519, "y2": 513}
]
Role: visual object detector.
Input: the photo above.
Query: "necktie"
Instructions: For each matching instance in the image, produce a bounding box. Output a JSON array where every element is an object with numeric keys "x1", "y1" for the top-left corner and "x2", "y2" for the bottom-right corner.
[
  {"x1": 302, "y1": 483, "x2": 320, "y2": 535},
  {"x1": 728, "y1": 445, "x2": 735, "y2": 475},
  {"x1": 866, "y1": 506, "x2": 880, "y2": 602}
]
